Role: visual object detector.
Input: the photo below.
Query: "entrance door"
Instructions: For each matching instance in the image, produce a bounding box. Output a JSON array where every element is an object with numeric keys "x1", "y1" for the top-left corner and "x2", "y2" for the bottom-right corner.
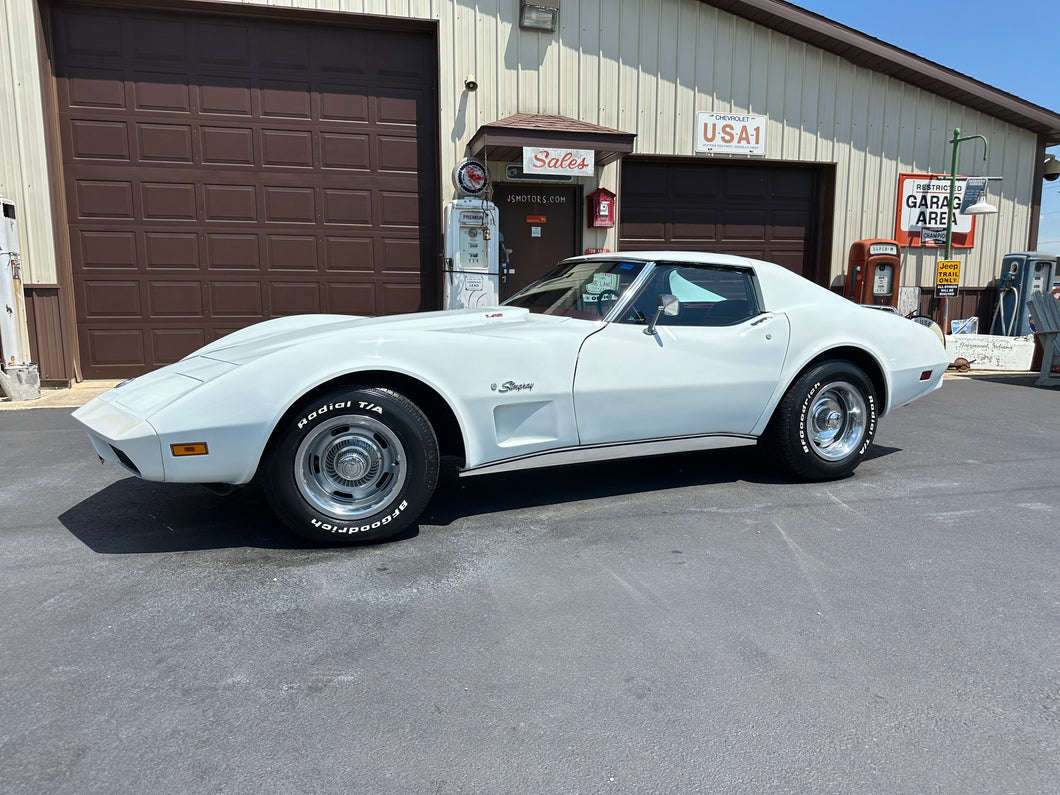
[{"x1": 493, "y1": 184, "x2": 581, "y2": 299}]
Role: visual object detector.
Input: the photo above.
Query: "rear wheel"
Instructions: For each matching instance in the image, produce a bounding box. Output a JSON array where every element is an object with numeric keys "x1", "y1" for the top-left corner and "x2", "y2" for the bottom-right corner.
[
  {"x1": 264, "y1": 387, "x2": 439, "y2": 544},
  {"x1": 767, "y1": 360, "x2": 878, "y2": 480}
]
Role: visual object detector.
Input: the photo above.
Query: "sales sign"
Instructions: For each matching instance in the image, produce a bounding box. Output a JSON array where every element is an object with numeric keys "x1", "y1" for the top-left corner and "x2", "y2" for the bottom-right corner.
[
  {"x1": 934, "y1": 259, "x2": 961, "y2": 298},
  {"x1": 895, "y1": 174, "x2": 978, "y2": 249},
  {"x1": 695, "y1": 112, "x2": 766, "y2": 155},
  {"x1": 523, "y1": 147, "x2": 595, "y2": 176}
]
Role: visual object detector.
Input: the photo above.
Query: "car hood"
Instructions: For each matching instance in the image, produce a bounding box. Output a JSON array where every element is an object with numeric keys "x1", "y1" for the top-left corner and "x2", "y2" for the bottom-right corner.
[{"x1": 191, "y1": 307, "x2": 575, "y2": 366}]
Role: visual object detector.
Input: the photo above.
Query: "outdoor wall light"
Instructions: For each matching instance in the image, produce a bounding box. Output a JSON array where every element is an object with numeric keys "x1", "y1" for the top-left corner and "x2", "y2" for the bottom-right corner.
[
  {"x1": 464, "y1": 74, "x2": 478, "y2": 92},
  {"x1": 519, "y1": 0, "x2": 559, "y2": 32}
]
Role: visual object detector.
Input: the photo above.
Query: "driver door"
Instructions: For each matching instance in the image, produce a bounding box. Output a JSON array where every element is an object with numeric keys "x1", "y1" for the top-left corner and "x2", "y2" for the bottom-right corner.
[{"x1": 573, "y1": 264, "x2": 789, "y2": 444}]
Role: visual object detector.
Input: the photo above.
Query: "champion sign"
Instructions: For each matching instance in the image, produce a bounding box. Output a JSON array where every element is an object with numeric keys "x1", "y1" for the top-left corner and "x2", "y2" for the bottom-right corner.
[{"x1": 522, "y1": 147, "x2": 595, "y2": 176}]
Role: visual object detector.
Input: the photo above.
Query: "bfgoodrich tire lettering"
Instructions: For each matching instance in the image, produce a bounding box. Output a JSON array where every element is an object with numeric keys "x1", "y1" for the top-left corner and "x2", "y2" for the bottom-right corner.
[
  {"x1": 768, "y1": 360, "x2": 878, "y2": 481},
  {"x1": 264, "y1": 387, "x2": 439, "y2": 544}
]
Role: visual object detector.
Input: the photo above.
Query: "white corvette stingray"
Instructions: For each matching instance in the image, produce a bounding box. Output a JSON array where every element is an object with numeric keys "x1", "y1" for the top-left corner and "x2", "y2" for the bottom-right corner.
[{"x1": 74, "y1": 251, "x2": 947, "y2": 544}]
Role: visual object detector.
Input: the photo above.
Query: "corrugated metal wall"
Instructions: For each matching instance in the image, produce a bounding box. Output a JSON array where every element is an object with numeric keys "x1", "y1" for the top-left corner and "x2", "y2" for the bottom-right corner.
[{"x1": 1, "y1": 0, "x2": 1042, "y2": 292}]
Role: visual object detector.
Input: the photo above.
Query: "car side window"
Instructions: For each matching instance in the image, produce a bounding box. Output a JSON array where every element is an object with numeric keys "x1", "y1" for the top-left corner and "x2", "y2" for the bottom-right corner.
[{"x1": 619, "y1": 264, "x2": 759, "y2": 327}]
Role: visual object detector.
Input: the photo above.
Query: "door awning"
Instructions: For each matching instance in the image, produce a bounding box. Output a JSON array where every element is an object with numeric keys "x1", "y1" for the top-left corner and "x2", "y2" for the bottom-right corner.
[{"x1": 468, "y1": 114, "x2": 636, "y2": 166}]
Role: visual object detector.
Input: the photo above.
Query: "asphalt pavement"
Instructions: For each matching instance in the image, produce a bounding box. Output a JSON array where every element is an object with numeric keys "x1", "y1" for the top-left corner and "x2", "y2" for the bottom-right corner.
[{"x1": 1, "y1": 373, "x2": 1058, "y2": 793}]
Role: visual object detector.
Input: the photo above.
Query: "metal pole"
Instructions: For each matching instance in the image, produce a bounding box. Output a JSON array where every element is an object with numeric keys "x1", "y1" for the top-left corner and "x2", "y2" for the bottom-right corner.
[{"x1": 941, "y1": 128, "x2": 989, "y2": 333}]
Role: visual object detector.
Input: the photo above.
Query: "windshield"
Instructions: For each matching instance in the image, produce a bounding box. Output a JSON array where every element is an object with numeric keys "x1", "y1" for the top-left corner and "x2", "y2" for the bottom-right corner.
[{"x1": 502, "y1": 259, "x2": 647, "y2": 318}]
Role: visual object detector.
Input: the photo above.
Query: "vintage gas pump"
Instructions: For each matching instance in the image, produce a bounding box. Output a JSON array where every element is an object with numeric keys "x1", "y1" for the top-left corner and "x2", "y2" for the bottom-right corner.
[
  {"x1": 442, "y1": 198, "x2": 500, "y2": 310},
  {"x1": 846, "y1": 239, "x2": 901, "y2": 307},
  {"x1": 0, "y1": 195, "x2": 40, "y2": 401},
  {"x1": 990, "y1": 252, "x2": 1058, "y2": 336}
]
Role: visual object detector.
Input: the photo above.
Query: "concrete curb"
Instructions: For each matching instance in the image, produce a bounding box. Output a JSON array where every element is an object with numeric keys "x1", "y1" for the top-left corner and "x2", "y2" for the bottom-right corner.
[{"x1": 0, "y1": 380, "x2": 122, "y2": 411}]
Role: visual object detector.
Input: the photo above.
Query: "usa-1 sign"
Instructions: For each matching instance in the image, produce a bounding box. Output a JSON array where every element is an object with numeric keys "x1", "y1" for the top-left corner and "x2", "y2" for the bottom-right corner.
[
  {"x1": 935, "y1": 260, "x2": 961, "y2": 298},
  {"x1": 695, "y1": 112, "x2": 766, "y2": 155}
]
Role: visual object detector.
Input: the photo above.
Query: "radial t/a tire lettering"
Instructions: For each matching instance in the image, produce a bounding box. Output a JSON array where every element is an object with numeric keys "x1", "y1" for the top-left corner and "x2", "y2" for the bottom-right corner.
[
  {"x1": 264, "y1": 387, "x2": 439, "y2": 544},
  {"x1": 768, "y1": 360, "x2": 878, "y2": 481}
]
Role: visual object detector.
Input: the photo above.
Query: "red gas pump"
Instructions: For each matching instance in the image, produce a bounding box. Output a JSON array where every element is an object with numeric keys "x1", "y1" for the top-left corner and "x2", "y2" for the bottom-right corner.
[{"x1": 846, "y1": 239, "x2": 901, "y2": 307}]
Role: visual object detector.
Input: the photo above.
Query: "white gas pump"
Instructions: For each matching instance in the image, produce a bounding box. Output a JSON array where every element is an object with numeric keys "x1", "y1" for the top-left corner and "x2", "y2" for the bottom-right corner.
[
  {"x1": 442, "y1": 198, "x2": 500, "y2": 310},
  {"x1": 0, "y1": 195, "x2": 40, "y2": 401}
]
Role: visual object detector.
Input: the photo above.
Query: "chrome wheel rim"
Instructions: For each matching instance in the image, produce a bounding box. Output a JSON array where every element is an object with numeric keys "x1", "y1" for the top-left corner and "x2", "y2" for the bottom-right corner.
[
  {"x1": 807, "y1": 381, "x2": 867, "y2": 462},
  {"x1": 295, "y1": 416, "x2": 406, "y2": 520}
]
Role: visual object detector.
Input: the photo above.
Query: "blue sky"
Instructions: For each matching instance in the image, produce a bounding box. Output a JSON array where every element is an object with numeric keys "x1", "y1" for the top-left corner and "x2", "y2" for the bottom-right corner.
[{"x1": 792, "y1": 0, "x2": 1060, "y2": 251}]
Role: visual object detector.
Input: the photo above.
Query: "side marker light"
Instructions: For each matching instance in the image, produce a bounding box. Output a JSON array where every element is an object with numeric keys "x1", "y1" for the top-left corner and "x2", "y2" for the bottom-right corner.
[
  {"x1": 171, "y1": 443, "x2": 209, "y2": 457},
  {"x1": 920, "y1": 370, "x2": 933, "y2": 381}
]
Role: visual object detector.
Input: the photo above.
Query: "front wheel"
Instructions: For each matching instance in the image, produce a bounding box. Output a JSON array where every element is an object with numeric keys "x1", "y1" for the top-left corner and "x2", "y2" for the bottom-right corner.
[
  {"x1": 766, "y1": 361, "x2": 878, "y2": 481},
  {"x1": 264, "y1": 387, "x2": 439, "y2": 544}
]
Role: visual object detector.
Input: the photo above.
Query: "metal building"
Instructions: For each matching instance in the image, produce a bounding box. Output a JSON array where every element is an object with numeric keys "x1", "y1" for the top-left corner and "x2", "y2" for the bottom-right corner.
[{"x1": 2, "y1": 0, "x2": 1059, "y2": 381}]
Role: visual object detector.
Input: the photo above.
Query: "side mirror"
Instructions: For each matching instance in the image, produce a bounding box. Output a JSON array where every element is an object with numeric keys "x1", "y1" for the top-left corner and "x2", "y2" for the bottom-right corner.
[{"x1": 644, "y1": 294, "x2": 679, "y2": 335}]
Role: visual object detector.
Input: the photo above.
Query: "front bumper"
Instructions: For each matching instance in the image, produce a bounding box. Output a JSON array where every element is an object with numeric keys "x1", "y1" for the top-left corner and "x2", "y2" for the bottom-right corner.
[{"x1": 75, "y1": 397, "x2": 165, "y2": 481}]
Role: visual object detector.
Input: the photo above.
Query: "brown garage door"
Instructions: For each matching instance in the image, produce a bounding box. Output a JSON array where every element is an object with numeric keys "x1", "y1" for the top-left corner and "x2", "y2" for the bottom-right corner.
[
  {"x1": 619, "y1": 159, "x2": 823, "y2": 281},
  {"x1": 52, "y1": 3, "x2": 438, "y2": 379}
]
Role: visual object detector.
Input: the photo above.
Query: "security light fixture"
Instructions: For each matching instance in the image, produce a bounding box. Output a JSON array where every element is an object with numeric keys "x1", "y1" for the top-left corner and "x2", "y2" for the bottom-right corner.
[
  {"x1": 963, "y1": 196, "x2": 997, "y2": 215},
  {"x1": 519, "y1": 0, "x2": 559, "y2": 32}
]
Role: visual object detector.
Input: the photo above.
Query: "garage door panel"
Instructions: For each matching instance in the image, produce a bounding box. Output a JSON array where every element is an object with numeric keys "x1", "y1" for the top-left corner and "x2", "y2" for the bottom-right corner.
[
  {"x1": 137, "y1": 123, "x2": 195, "y2": 163},
  {"x1": 69, "y1": 119, "x2": 130, "y2": 160},
  {"x1": 128, "y1": 18, "x2": 189, "y2": 63},
  {"x1": 66, "y1": 68, "x2": 125, "y2": 109},
  {"x1": 379, "y1": 238, "x2": 422, "y2": 272},
  {"x1": 148, "y1": 281, "x2": 203, "y2": 317},
  {"x1": 74, "y1": 181, "x2": 135, "y2": 219},
  {"x1": 87, "y1": 329, "x2": 145, "y2": 367},
  {"x1": 316, "y1": 30, "x2": 369, "y2": 75},
  {"x1": 145, "y1": 233, "x2": 199, "y2": 269},
  {"x1": 253, "y1": 28, "x2": 310, "y2": 72},
  {"x1": 80, "y1": 231, "x2": 138, "y2": 270},
  {"x1": 621, "y1": 160, "x2": 819, "y2": 280},
  {"x1": 259, "y1": 81, "x2": 313, "y2": 119},
  {"x1": 206, "y1": 234, "x2": 261, "y2": 271},
  {"x1": 267, "y1": 236, "x2": 319, "y2": 271},
  {"x1": 320, "y1": 86, "x2": 369, "y2": 122},
  {"x1": 321, "y1": 132, "x2": 370, "y2": 170},
  {"x1": 203, "y1": 185, "x2": 257, "y2": 222},
  {"x1": 142, "y1": 183, "x2": 197, "y2": 221},
  {"x1": 328, "y1": 282, "x2": 376, "y2": 315},
  {"x1": 271, "y1": 282, "x2": 321, "y2": 315},
  {"x1": 381, "y1": 282, "x2": 422, "y2": 314},
  {"x1": 202, "y1": 127, "x2": 255, "y2": 165},
  {"x1": 61, "y1": 11, "x2": 122, "y2": 59},
  {"x1": 324, "y1": 237, "x2": 374, "y2": 271},
  {"x1": 261, "y1": 129, "x2": 313, "y2": 168},
  {"x1": 58, "y1": 3, "x2": 438, "y2": 377},
  {"x1": 130, "y1": 72, "x2": 192, "y2": 114},
  {"x1": 195, "y1": 23, "x2": 251, "y2": 67},
  {"x1": 199, "y1": 80, "x2": 254, "y2": 117},
  {"x1": 322, "y1": 190, "x2": 372, "y2": 225},
  {"x1": 152, "y1": 328, "x2": 206, "y2": 365},
  {"x1": 82, "y1": 280, "x2": 141, "y2": 317},
  {"x1": 210, "y1": 282, "x2": 264, "y2": 317},
  {"x1": 671, "y1": 208, "x2": 717, "y2": 242}
]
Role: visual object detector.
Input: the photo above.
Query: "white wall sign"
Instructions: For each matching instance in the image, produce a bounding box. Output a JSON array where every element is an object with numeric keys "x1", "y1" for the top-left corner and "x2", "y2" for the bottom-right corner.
[
  {"x1": 522, "y1": 147, "x2": 595, "y2": 176},
  {"x1": 695, "y1": 112, "x2": 766, "y2": 155},
  {"x1": 894, "y1": 174, "x2": 978, "y2": 248}
]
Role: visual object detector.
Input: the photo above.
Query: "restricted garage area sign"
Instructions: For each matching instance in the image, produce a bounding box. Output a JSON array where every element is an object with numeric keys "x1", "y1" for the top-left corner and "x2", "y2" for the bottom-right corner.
[{"x1": 935, "y1": 259, "x2": 962, "y2": 298}]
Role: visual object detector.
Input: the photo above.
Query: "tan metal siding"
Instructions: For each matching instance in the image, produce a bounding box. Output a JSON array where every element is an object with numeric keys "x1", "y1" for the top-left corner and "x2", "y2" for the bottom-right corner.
[
  {"x1": 2, "y1": 0, "x2": 1047, "y2": 299},
  {"x1": 0, "y1": 0, "x2": 60, "y2": 285}
]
